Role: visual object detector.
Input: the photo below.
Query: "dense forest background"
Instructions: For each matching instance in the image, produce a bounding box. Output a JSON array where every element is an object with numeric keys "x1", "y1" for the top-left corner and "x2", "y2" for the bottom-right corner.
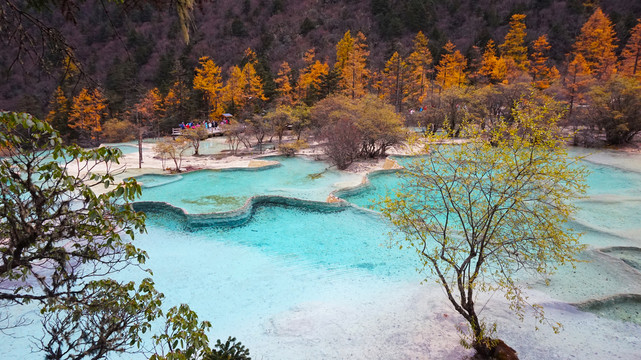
[{"x1": 2, "y1": 0, "x2": 641, "y2": 118}]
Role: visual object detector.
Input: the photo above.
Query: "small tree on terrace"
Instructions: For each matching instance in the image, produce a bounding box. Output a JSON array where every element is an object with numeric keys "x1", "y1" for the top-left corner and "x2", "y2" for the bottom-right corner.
[
  {"x1": 245, "y1": 114, "x2": 270, "y2": 152},
  {"x1": 182, "y1": 127, "x2": 209, "y2": 155},
  {"x1": 380, "y1": 100, "x2": 587, "y2": 357},
  {"x1": 290, "y1": 104, "x2": 311, "y2": 140},
  {"x1": 154, "y1": 137, "x2": 191, "y2": 172},
  {"x1": 264, "y1": 106, "x2": 292, "y2": 144},
  {"x1": 222, "y1": 121, "x2": 246, "y2": 155},
  {"x1": 312, "y1": 95, "x2": 405, "y2": 165}
]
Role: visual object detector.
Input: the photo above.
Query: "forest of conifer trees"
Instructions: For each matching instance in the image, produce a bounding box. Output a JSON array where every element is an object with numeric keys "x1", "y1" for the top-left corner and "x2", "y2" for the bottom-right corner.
[{"x1": 32, "y1": 6, "x2": 641, "y2": 148}]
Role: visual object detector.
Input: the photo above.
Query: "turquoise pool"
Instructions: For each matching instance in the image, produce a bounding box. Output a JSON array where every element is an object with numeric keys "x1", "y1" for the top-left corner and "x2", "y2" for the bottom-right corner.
[
  {"x1": 131, "y1": 149, "x2": 641, "y2": 359},
  {"x1": 3, "y1": 148, "x2": 641, "y2": 360},
  {"x1": 135, "y1": 156, "x2": 362, "y2": 214}
]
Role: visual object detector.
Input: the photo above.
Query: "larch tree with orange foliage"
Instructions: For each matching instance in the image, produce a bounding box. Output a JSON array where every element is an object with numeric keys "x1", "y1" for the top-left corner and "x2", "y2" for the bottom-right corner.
[
  {"x1": 407, "y1": 31, "x2": 433, "y2": 106},
  {"x1": 529, "y1": 35, "x2": 560, "y2": 89},
  {"x1": 165, "y1": 80, "x2": 189, "y2": 118},
  {"x1": 135, "y1": 88, "x2": 164, "y2": 137},
  {"x1": 45, "y1": 86, "x2": 71, "y2": 139},
  {"x1": 370, "y1": 70, "x2": 384, "y2": 98},
  {"x1": 240, "y1": 48, "x2": 267, "y2": 112},
  {"x1": 335, "y1": 31, "x2": 370, "y2": 99},
  {"x1": 223, "y1": 66, "x2": 245, "y2": 111},
  {"x1": 382, "y1": 51, "x2": 409, "y2": 113},
  {"x1": 436, "y1": 41, "x2": 468, "y2": 91},
  {"x1": 297, "y1": 49, "x2": 329, "y2": 104},
  {"x1": 275, "y1": 62, "x2": 294, "y2": 106},
  {"x1": 621, "y1": 19, "x2": 641, "y2": 81},
  {"x1": 478, "y1": 40, "x2": 508, "y2": 84},
  {"x1": 193, "y1": 56, "x2": 224, "y2": 120},
  {"x1": 500, "y1": 14, "x2": 529, "y2": 74},
  {"x1": 573, "y1": 7, "x2": 618, "y2": 80},
  {"x1": 564, "y1": 54, "x2": 593, "y2": 118},
  {"x1": 69, "y1": 88, "x2": 107, "y2": 143}
]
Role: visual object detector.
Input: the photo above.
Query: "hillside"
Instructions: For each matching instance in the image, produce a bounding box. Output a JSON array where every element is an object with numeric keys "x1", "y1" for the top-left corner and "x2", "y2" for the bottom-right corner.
[{"x1": 1, "y1": 0, "x2": 641, "y2": 116}]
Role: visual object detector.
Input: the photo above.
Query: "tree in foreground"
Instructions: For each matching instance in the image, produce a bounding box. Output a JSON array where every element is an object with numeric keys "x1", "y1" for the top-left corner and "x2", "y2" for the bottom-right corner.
[
  {"x1": 1, "y1": 112, "x2": 250, "y2": 359},
  {"x1": 380, "y1": 101, "x2": 587, "y2": 357},
  {"x1": 0, "y1": 111, "x2": 153, "y2": 358}
]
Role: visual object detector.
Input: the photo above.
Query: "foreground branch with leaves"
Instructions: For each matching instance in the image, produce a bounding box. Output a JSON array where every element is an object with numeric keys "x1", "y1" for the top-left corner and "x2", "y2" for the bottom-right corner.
[
  {"x1": 380, "y1": 101, "x2": 587, "y2": 357},
  {"x1": 0, "y1": 112, "x2": 249, "y2": 359}
]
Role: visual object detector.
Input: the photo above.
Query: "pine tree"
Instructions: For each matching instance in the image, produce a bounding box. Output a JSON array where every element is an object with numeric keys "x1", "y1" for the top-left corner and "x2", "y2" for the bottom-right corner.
[
  {"x1": 335, "y1": 31, "x2": 355, "y2": 70},
  {"x1": 407, "y1": 31, "x2": 433, "y2": 105},
  {"x1": 529, "y1": 35, "x2": 560, "y2": 89},
  {"x1": 573, "y1": 7, "x2": 618, "y2": 80},
  {"x1": 242, "y1": 48, "x2": 258, "y2": 67},
  {"x1": 436, "y1": 41, "x2": 468, "y2": 90},
  {"x1": 193, "y1": 56, "x2": 224, "y2": 120},
  {"x1": 621, "y1": 19, "x2": 641, "y2": 80},
  {"x1": 370, "y1": 69, "x2": 384, "y2": 98},
  {"x1": 165, "y1": 80, "x2": 189, "y2": 116},
  {"x1": 500, "y1": 14, "x2": 529, "y2": 72},
  {"x1": 242, "y1": 61, "x2": 267, "y2": 107},
  {"x1": 166, "y1": 60, "x2": 191, "y2": 123}
]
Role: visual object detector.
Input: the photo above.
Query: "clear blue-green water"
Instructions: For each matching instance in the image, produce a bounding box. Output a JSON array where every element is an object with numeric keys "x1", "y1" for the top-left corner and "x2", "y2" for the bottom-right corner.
[
  {"x1": 3, "y1": 148, "x2": 641, "y2": 360},
  {"x1": 133, "y1": 149, "x2": 641, "y2": 359},
  {"x1": 189, "y1": 137, "x2": 230, "y2": 155},
  {"x1": 103, "y1": 143, "x2": 140, "y2": 155},
  {"x1": 135, "y1": 156, "x2": 362, "y2": 213}
]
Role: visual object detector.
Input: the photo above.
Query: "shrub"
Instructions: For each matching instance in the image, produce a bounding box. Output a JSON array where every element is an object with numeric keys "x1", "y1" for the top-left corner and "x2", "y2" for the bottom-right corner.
[
  {"x1": 102, "y1": 118, "x2": 136, "y2": 143},
  {"x1": 321, "y1": 118, "x2": 362, "y2": 169},
  {"x1": 278, "y1": 140, "x2": 307, "y2": 156}
]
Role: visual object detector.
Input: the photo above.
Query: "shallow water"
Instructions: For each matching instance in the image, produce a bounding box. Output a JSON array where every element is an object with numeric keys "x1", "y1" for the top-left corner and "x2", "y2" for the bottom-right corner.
[
  {"x1": 339, "y1": 148, "x2": 641, "y2": 330},
  {"x1": 102, "y1": 143, "x2": 141, "y2": 155},
  {"x1": 3, "y1": 147, "x2": 641, "y2": 359},
  {"x1": 190, "y1": 137, "x2": 230, "y2": 155},
  {"x1": 135, "y1": 156, "x2": 362, "y2": 213}
]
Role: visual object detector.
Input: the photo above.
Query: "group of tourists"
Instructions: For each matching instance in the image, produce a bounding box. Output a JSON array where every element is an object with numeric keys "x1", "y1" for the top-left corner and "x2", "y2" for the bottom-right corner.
[
  {"x1": 179, "y1": 121, "x2": 218, "y2": 130},
  {"x1": 178, "y1": 118, "x2": 231, "y2": 130}
]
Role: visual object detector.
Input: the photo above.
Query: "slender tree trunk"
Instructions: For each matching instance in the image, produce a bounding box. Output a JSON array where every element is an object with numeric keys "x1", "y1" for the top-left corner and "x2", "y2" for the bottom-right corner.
[{"x1": 137, "y1": 112, "x2": 142, "y2": 169}]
